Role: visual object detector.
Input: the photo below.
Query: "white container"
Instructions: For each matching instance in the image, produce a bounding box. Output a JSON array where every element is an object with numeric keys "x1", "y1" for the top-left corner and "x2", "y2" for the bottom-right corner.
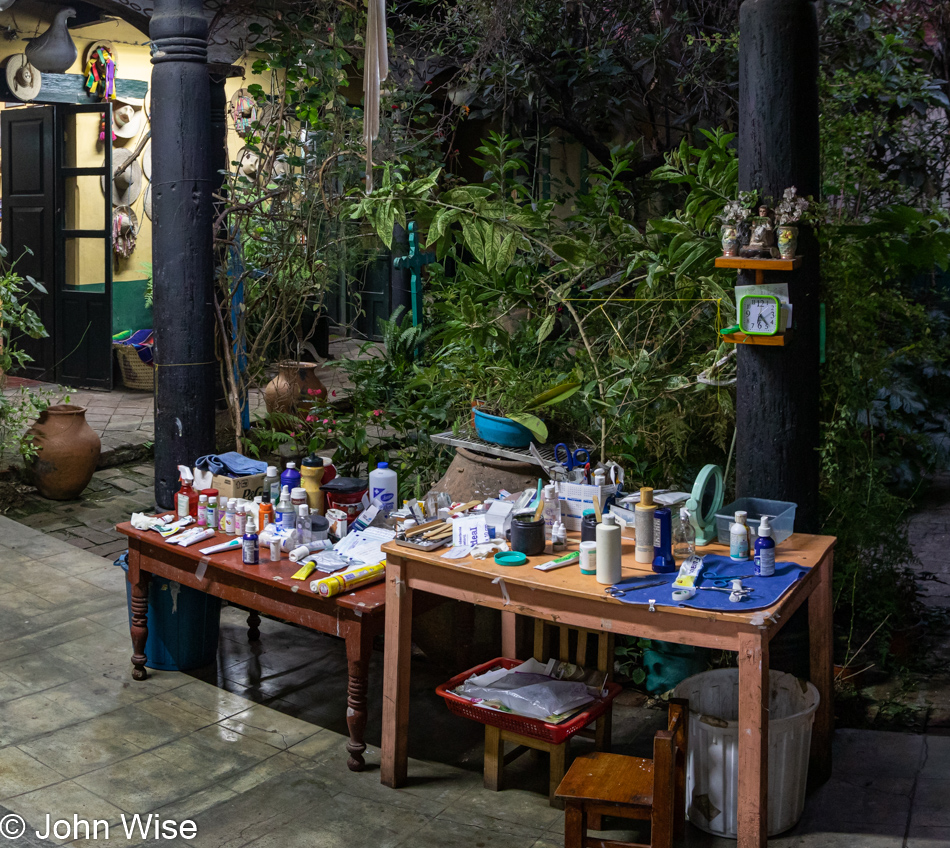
[
  {"x1": 672, "y1": 669, "x2": 820, "y2": 838},
  {"x1": 579, "y1": 541, "x2": 597, "y2": 575},
  {"x1": 595, "y1": 514, "x2": 622, "y2": 585},
  {"x1": 369, "y1": 462, "x2": 398, "y2": 516}
]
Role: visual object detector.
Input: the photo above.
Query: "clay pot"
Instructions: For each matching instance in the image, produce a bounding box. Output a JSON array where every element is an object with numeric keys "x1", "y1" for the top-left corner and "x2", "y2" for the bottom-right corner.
[
  {"x1": 263, "y1": 361, "x2": 327, "y2": 416},
  {"x1": 26, "y1": 404, "x2": 101, "y2": 500}
]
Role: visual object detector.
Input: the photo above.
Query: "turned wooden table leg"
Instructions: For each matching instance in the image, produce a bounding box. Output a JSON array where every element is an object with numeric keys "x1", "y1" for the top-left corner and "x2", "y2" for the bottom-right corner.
[
  {"x1": 809, "y1": 550, "x2": 834, "y2": 785},
  {"x1": 247, "y1": 610, "x2": 261, "y2": 643},
  {"x1": 129, "y1": 568, "x2": 151, "y2": 681},
  {"x1": 344, "y1": 621, "x2": 374, "y2": 772}
]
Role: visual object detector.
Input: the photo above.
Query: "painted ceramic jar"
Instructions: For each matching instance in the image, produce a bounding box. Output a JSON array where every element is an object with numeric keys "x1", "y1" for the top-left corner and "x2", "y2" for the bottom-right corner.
[
  {"x1": 263, "y1": 361, "x2": 327, "y2": 416},
  {"x1": 777, "y1": 225, "x2": 799, "y2": 260},
  {"x1": 26, "y1": 404, "x2": 101, "y2": 500},
  {"x1": 720, "y1": 224, "x2": 740, "y2": 257}
]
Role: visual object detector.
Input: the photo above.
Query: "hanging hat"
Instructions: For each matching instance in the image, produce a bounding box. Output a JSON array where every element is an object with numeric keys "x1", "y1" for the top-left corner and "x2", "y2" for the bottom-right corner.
[
  {"x1": 143, "y1": 183, "x2": 152, "y2": 220},
  {"x1": 230, "y1": 87, "x2": 256, "y2": 137},
  {"x1": 113, "y1": 205, "x2": 138, "y2": 259},
  {"x1": 5, "y1": 54, "x2": 41, "y2": 101},
  {"x1": 113, "y1": 98, "x2": 145, "y2": 139},
  {"x1": 102, "y1": 148, "x2": 143, "y2": 206},
  {"x1": 238, "y1": 148, "x2": 260, "y2": 179}
]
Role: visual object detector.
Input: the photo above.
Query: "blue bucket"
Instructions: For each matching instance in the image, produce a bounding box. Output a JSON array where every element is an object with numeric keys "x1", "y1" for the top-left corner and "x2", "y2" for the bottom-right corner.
[
  {"x1": 472, "y1": 408, "x2": 534, "y2": 448},
  {"x1": 116, "y1": 553, "x2": 221, "y2": 671}
]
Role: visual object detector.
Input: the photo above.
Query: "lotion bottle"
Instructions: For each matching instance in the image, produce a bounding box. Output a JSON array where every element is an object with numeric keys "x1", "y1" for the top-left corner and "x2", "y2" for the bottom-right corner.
[
  {"x1": 541, "y1": 483, "x2": 561, "y2": 539},
  {"x1": 754, "y1": 515, "x2": 776, "y2": 577},
  {"x1": 242, "y1": 514, "x2": 259, "y2": 565},
  {"x1": 634, "y1": 487, "x2": 656, "y2": 564},
  {"x1": 730, "y1": 511, "x2": 751, "y2": 561},
  {"x1": 595, "y1": 513, "x2": 622, "y2": 585}
]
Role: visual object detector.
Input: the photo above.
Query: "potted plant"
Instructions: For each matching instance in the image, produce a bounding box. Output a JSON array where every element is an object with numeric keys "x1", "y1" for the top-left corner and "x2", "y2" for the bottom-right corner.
[
  {"x1": 774, "y1": 187, "x2": 811, "y2": 259},
  {"x1": 718, "y1": 192, "x2": 756, "y2": 257},
  {"x1": 472, "y1": 380, "x2": 581, "y2": 447}
]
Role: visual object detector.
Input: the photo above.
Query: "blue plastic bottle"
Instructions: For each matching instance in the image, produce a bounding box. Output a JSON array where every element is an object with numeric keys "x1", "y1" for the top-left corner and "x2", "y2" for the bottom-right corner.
[
  {"x1": 754, "y1": 515, "x2": 776, "y2": 577},
  {"x1": 652, "y1": 507, "x2": 676, "y2": 573},
  {"x1": 281, "y1": 462, "x2": 302, "y2": 492}
]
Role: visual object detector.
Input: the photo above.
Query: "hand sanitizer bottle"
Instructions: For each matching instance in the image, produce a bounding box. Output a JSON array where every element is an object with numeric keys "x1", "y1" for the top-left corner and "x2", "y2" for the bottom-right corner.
[
  {"x1": 730, "y1": 511, "x2": 751, "y2": 561},
  {"x1": 542, "y1": 484, "x2": 561, "y2": 539},
  {"x1": 754, "y1": 515, "x2": 776, "y2": 577}
]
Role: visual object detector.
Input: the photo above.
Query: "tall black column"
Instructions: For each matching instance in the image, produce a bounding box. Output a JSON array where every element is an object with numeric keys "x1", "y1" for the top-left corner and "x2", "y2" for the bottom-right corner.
[
  {"x1": 150, "y1": 0, "x2": 215, "y2": 507},
  {"x1": 736, "y1": 0, "x2": 821, "y2": 532}
]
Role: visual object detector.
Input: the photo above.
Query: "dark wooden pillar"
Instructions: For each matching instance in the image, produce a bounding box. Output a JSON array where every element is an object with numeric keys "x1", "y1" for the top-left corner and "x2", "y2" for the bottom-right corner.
[
  {"x1": 150, "y1": 0, "x2": 215, "y2": 507},
  {"x1": 736, "y1": 0, "x2": 821, "y2": 532}
]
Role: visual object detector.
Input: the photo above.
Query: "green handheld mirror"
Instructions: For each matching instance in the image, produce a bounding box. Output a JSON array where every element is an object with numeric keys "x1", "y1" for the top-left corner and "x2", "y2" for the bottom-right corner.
[{"x1": 686, "y1": 464, "x2": 724, "y2": 546}]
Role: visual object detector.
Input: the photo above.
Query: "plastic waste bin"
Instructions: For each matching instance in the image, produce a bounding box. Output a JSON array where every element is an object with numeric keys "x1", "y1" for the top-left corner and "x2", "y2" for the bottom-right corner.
[
  {"x1": 672, "y1": 668, "x2": 820, "y2": 838},
  {"x1": 115, "y1": 552, "x2": 221, "y2": 671}
]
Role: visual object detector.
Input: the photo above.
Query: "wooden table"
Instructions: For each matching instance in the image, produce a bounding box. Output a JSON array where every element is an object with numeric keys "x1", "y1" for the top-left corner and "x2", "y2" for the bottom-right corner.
[
  {"x1": 117, "y1": 522, "x2": 386, "y2": 771},
  {"x1": 379, "y1": 533, "x2": 835, "y2": 848}
]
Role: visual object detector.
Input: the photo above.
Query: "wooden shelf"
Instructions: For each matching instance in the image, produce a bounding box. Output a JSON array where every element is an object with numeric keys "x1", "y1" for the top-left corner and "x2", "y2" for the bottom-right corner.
[
  {"x1": 721, "y1": 330, "x2": 793, "y2": 346},
  {"x1": 715, "y1": 256, "x2": 802, "y2": 271}
]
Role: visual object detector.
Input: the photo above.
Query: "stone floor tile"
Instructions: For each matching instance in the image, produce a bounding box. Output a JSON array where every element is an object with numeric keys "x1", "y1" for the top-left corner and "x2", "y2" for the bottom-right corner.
[
  {"x1": 0, "y1": 747, "x2": 64, "y2": 800},
  {"x1": 63, "y1": 537, "x2": 96, "y2": 550},
  {"x1": 219, "y1": 750, "x2": 308, "y2": 795},
  {"x1": 919, "y1": 735, "x2": 950, "y2": 779},
  {"x1": 397, "y1": 817, "x2": 543, "y2": 848},
  {"x1": 35, "y1": 550, "x2": 110, "y2": 576},
  {"x1": 18, "y1": 716, "x2": 146, "y2": 780},
  {"x1": 76, "y1": 563, "x2": 126, "y2": 593},
  {"x1": 217, "y1": 703, "x2": 321, "y2": 750},
  {"x1": 153, "y1": 680, "x2": 260, "y2": 721},
  {"x1": 146, "y1": 724, "x2": 281, "y2": 784},
  {"x1": 87, "y1": 542, "x2": 129, "y2": 559},
  {"x1": 832, "y1": 728, "x2": 926, "y2": 779},
  {"x1": 68, "y1": 527, "x2": 116, "y2": 545},
  {"x1": 5, "y1": 781, "x2": 125, "y2": 845},
  {"x1": 0, "y1": 650, "x2": 88, "y2": 703},
  {"x1": 0, "y1": 617, "x2": 108, "y2": 663},
  {"x1": 910, "y1": 778, "x2": 950, "y2": 827},
  {"x1": 906, "y1": 825, "x2": 950, "y2": 847}
]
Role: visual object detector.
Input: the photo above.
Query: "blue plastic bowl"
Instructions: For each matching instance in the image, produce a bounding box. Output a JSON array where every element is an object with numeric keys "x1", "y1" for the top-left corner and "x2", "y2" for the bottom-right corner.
[{"x1": 472, "y1": 408, "x2": 534, "y2": 448}]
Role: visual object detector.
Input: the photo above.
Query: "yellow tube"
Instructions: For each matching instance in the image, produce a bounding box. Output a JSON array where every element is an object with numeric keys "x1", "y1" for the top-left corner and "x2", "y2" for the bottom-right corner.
[{"x1": 310, "y1": 562, "x2": 386, "y2": 597}]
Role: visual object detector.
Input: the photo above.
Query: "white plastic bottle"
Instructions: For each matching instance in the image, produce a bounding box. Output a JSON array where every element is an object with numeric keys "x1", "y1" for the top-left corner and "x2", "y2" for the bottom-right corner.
[
  {"x1": 595, "y1": 513, "x2": 622, "y2": 585},
  {"x1": 242, "y1": 514, "x2": 259, "y2": 565},
  {"x1": 224, "y1": 499, "x2": 236, "y2": 535},
  {"x1": 369, "y1": 462, "x2": 398, "y2": 516},
  {"x1": 197, "y1": 494, "x2": 208, "y2": 527},
  {"x1": 234, "y1": 501, "x2": 247, "y2": 536},
  {"x1": 541, "y1": 483, "x2": 561, "y2": 539},
  {"x1": 264, "y1": 466, "x2": 280, "y2": 504},
  {"x1": 729, "y1": 510, "x2": 751, "y2": 561},
  {"x1": 296, "y1": 504, "x2": 311, "y2": 544},
  {"x1": 276, "y1": 486, "x2": 294, "y2": 530}
]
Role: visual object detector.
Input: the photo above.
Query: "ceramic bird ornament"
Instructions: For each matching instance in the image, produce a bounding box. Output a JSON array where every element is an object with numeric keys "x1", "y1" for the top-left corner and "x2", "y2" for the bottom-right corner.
[
  {"x1": 0, "y1": 0, "x2": 17, "y2": 11},
  {"x1": 25, "y1": 8, "x2": 77, "y2": 73}
]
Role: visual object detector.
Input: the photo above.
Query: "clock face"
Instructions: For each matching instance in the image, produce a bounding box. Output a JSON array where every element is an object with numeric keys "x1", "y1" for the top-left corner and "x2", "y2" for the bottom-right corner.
[{"x1": 740, "y1": 296, "x2": 779, "y2": 335}]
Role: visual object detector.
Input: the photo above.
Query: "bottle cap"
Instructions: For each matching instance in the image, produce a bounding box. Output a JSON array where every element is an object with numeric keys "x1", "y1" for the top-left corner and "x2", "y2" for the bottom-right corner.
[
  {"x1": 302, "y1": 454, "x2": 324, "y2": 467},
  {"x1": 177, "y1": 465, "x2": 194, "y2": 484},
  {"x1": 286, "y1": 462, "x2": 296, "y2": 470},
  {"x1": 291, "y1": 487, "x2": 308, "y2": 501},
  {"x1": 602, "y1": 513, "x2": 616, "y2": 526},
  {"x1": 198, "y1": 494, "x2": 207, "y2": 503},
  {"x1": 680, "y1": 507, "x2": 689, "y2": 520},
  {"x1": 245, "y1": 515, "x2": 256, "y2": 533},
  {"x1": 544, "y1": 484, "x2": 556, "y2": 498},
  {"x1": 209, "y1": 496, "x2": 217, "y2": 505},
  {"x1": 262, "y1": 492, "x2": 270, "y2": 504},
  {"x1": 267, "y1": 466, "x2": 278, "y2": 476},
  {"x1": 579, "y1": 540, "x2": 597, "y2": 551},
  {"x1": 758, "y1": 515, "x2": 772, "y2": 537},
  {"x1": 582, "y1": 509, "x2": 596, "y2": 518},
  {"x1": 281, "y1": 485, "x2": 290, "y2": 496},
  {"x1": 639, "y1": 487, "x2": 654, "y2": 507},
  {"x1": 734, "y1": 511, "x2": 747, "y2": 523},
  {"x1": 298, "y1": 504, "x2": 309, "y2": 517},
  {"x1": 228, "y1": 498, "x2": 236, "y2": 507},
  {"x1": 378, "y1": 461, "x2": 388, "y2": 469}
]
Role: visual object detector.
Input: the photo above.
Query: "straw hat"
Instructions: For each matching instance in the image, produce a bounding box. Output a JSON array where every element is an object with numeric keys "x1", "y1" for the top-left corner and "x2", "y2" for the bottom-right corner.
[
  {"x1": 102, "y1": 148, "x2": 143, "y2": 206},
  {"x1": 113, "y1": 98, "x2": 146, "y2": 139},
  {"x1": 5, "y1": 54, "x2": 41, "y2": 101},
  {"x1": 238, "y1": 149, "x2": 260, "y2": 179}
]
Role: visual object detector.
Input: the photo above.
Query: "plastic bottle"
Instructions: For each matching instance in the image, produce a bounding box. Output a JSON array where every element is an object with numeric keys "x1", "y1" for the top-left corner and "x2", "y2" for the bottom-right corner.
[
  {"x1": 596, "y1": 513, "x2": 622, "y2": 585},
  {"x1": 242, "y1": 513, "x2": 259, "y2": 565},
  {"x1": 264, "y1": 466, "x2": 280, "y2": 504},
  {"x1": 634, "y1": 487, "x2": 656, "y2": 564},
  {"x1": 218, "y1": 497, "x2": 228, "y2": 532},
  {"x1": 175, "y1": 466, "x2": 198, "y2": 519},
  {"x1": 369, "y1": 461, "x2": 398, "y2": 517},
  {"x1": 296, "y1": 504, "x2": 311, "y2": 544},
  {"x1": 197, "y1": 494, "x2": 208, "y2": 527},
  {"x1": 579, "y1": 541, "x2": 598, "y2": 575},
  {"x1": 754, "y1": 515, "x2": 776, "y2": 577},
  {"x1": 224, "y1": 498, "x2": 236, "y2": 535},
  {"x1": 234, "y1": 501, "x2": 247, "y2": 536},
  {"x1": 673, "y1": 507, "x2": 694, "y2": 559},
  {"x1": 301, "y1": 454, "x2": 325, "y2": 513},
  {"x1": 207, "y1": 496, "x2": 218, "y2": 530},
  {"x1": 269, "y1": 531, "x2": 282, "y2": 562},
  {"x1": 652, "y1": 507, "x2": 675, "y2": 573},
  {"x1": 593, "y1": 469, "x2": 606, "y2": 487},
  {"x1": 259, "y1": 493, "x2": 274, "y2": 531},
  {"x1": 281, "y1": 462, "x2": 301, "y2": 493},
  {"x1": 276, "y1": 486, "x2": 294, "y2": 530},
  {"x1": 541, "y1": 483, "x2": 561, "y2": 539},
  {"x1": 730, "y1": 510, "x2": 751, "y2": 561}
]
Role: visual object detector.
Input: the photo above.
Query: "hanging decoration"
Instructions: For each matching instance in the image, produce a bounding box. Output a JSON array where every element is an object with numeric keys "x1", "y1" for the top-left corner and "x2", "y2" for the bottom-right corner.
[
  {"x1": 4, "y1": 54, "x2": 41, "y2": 102},
  {"x1": 229, "y1": 88, "x2": 256, "y2": 138},
  {"x1": 362, "y1": 0, "x2": 388, "y2": 192},
  {"x1": 113, "y1": 205, "x2": 138, "y2": 259},
  {"x1": 25, "y1": 7, "x2": 77, "y2": 74},
  {"x1": 84, "y1": 44, "x2": 117, "y2": 110}
]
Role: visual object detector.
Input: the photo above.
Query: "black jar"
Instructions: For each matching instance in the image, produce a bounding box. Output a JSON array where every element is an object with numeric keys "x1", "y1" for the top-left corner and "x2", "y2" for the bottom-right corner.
[
  {"x1": 581, "y1": 509, "x2": 598, "y2": 542},
  {"x1": 510, "y1": 513, "x2": 546, "y2": 556}
]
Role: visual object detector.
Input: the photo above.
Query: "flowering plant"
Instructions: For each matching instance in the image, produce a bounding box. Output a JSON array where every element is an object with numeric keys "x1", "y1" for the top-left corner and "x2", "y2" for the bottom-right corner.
[
  {"x1": 718, "y1": 191, "x2": 757, "y2": 226},
  {"x1": 775, "y1": 187, "x2": 812, "y2": 225}
]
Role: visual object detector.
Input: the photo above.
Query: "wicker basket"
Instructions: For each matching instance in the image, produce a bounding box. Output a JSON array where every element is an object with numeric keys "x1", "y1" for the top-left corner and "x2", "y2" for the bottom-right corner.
[
  {"x1": 113, "y1": 343, "x2": 154, "y2": 391},
  {"x1": 436, "y1": 657, "x2": 621, "y2": 745}
]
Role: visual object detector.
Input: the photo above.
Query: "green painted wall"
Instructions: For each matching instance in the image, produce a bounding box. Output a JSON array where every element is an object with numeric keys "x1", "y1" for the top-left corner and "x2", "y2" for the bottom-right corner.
[{"x1": 113, "y1": 278, "x2": 153, "y2": 335}]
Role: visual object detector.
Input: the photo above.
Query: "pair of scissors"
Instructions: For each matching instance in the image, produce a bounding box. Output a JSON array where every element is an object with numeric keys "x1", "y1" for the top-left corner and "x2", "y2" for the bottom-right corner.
[
  {"x1": 553, "y1": 443, "x2": 592, "y2": 473},
  {"x1": 701, "y1": 567, "x2": 755, "y2": 588},
  {"x1": 605, "y1": 578, "x2": 671, "y2": 597}
]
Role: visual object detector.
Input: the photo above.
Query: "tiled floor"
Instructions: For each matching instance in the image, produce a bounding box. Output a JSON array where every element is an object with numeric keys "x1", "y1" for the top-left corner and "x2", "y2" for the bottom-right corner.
[{"x1": 0, "y1": 516, "x2": 948, "y2": 848}]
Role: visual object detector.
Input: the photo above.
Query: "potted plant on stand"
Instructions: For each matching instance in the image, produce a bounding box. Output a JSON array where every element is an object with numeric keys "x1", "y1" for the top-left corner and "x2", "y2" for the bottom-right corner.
[
  {"x1": 718, "y1": 192, "x2": 756, "y2": 257},
  {"x1": 472, "y1": 380, "x2": 581, "y2": 447},
  {"x1": 774, "y1": 187, "x2": 812, "y2": 259}
]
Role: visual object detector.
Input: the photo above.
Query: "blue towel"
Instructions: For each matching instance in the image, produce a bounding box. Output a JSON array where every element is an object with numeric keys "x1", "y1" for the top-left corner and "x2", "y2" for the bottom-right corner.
[{"x1": 194, "y1": 452, "x2": 267, "y2": 477}]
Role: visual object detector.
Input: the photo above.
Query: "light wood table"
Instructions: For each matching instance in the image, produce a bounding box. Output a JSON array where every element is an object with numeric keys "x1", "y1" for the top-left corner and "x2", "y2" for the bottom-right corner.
[{"x1": 379, "y1": 533, "x2": 835, "y2": 848}]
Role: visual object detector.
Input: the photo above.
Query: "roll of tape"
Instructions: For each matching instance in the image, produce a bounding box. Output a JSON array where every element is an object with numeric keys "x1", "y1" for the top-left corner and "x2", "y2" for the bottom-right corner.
[{"x1": 672, "y1": 588, "x2": 696, "y2": 602}]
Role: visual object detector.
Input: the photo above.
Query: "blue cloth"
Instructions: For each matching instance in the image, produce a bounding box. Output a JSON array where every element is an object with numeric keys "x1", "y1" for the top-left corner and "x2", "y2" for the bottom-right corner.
[
  {"x1": 194, "y1": 451, "x2": 267, "y2": 477},
  {"x1": 611, "y1": 554, "x2": 808, "y2": 612}
]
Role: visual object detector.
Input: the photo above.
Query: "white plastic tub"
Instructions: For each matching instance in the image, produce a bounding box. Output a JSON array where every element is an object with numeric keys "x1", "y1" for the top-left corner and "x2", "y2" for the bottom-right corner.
[{"x1": 671, "y1": 669, "x2": 819, "y2": 838}]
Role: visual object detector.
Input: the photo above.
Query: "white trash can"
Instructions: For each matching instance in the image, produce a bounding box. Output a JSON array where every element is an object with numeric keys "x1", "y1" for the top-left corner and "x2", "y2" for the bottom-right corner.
[{"x1": 672, "y1": 668, "x2": 820, "y2": 838}]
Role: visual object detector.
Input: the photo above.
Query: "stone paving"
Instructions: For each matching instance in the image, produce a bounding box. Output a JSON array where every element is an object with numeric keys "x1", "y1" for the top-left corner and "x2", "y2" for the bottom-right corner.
[{"x1": 0, "y1": 515, "x2": 948, "y2": 848}]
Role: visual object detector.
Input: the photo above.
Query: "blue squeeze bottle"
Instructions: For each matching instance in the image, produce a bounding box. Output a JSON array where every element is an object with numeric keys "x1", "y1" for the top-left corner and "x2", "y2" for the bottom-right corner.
[
  {"x1": 281, "y1": 462, "x2": 301, "y2": 493},
  {"x1": 754, "y1": 515, "x2": 776, "y2": 577}
]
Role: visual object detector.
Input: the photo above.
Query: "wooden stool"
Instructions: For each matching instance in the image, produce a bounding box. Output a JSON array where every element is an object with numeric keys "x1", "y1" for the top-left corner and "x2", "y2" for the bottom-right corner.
[
  {"x1": 555, "y1": 699, "x2": 689, "y2": 848},
  {"x1": 483, "y1": 621, "x2": 616, "y2": 805}
]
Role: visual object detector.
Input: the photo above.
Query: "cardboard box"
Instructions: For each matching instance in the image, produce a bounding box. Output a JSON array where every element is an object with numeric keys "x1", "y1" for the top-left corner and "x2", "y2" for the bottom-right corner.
[
  {"x1": 558, "y1": 481, "x2": 620, "y2": 531},
  {"x1": 212, "y1": 472, "x2": 265, "y2": 501}
]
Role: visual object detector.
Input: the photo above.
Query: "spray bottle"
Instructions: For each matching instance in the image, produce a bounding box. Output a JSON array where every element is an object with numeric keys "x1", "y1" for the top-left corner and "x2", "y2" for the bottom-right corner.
[
  {"x1": 276, "y1": 486, "x2": 295, "y2": 530},
  {"x1": 541, "y1": 483, "x2": 561, "y2": 539},
  {"x1": 242, "y1": 513, "x2": 259, "y2": 565},
  {"x1": 175, "y1": 466, "x2": 198, "y2": 519},
  {"x1": 754, "y1": 515, "x2": 776, "y2": 577}
]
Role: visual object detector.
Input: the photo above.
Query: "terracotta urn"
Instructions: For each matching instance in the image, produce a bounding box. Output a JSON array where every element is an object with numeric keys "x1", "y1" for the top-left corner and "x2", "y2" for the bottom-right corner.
[
  {"x1": 263, "y1": 361, "x2": 328, "y2": 416},
  {"x1": 26, "y1": 404, "x2": 101, "y2": 500}
]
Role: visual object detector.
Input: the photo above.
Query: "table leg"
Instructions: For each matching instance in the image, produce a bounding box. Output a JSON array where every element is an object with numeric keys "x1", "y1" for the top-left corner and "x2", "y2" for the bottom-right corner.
[
  {"x1": 381, "y1": 554, "x2": 413, "y2": 788},
  {"x1": 808, "y1": 550, "x2": 834, "y2": 785},
  {"x1": 344, "y1": 621, "x2": 374, "y2": 772},
  {"x1": 737, "y1": 630, "x2": 769, "y2": 848},
  {"x1": 129, "y1": 569, "x2": 151, "y2": 681},
  {"x1": 501, "y1": 610, "x2": 517, "y2": 658},
  {"x1": 247, "y1": 610, "x2": 261, "y2": 643}
]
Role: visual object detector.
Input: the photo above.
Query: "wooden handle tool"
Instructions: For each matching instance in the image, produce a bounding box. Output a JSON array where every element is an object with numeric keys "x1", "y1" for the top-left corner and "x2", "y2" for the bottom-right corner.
[{"x1": 593, "y1": 494, "x2": 602, "y2": 523}]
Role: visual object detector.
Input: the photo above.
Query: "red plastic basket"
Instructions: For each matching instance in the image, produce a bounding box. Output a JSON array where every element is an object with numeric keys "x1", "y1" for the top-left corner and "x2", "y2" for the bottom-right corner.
[{"x1": 436, "y1": 656, "x2": 621, "y2": 745}]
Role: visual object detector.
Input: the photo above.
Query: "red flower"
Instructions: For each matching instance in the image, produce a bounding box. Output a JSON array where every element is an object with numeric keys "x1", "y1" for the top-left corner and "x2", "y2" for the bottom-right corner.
[
  {"x1": 373, "y1": 409, "x2": 383, "y2": 417},
  {"x1": 307, "y1": 388, "x2": 316, "y2": 396},
  {"x1": 331, "y1": 390, "x2": 337, "y2": 397}
]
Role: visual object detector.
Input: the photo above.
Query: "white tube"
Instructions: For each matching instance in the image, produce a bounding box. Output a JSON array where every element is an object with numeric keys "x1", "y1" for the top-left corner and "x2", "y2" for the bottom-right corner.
[{"x1": 289, "y1": 540, "x2": 334, "y2": 562}]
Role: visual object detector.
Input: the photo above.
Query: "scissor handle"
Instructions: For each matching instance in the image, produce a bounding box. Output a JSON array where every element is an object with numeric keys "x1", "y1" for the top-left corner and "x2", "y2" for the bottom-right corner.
[
  {"x1": 574, "y1": 447, "x2": 592, "y2": 465},
  {"x1": 553, "y1": 443, "x2": 572, "y2": 468}
]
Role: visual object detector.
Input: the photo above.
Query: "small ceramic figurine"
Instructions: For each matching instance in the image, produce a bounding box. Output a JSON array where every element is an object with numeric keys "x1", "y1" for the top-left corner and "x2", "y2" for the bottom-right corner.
[{"x1": 740, "y1": 205, "x2": 778, "y2": 259}]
